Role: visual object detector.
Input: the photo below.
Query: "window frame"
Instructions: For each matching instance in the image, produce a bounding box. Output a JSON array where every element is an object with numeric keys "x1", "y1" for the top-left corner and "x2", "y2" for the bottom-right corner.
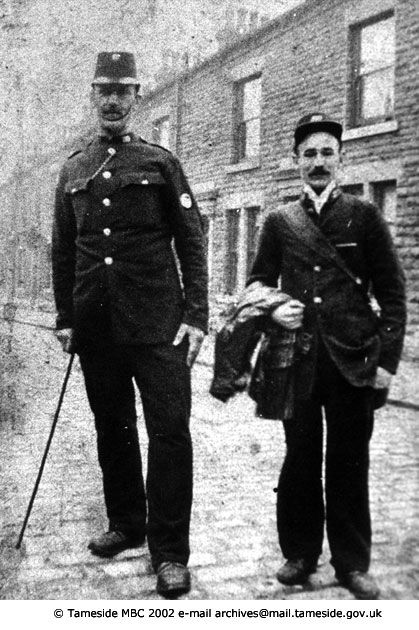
[
  {"x1": 372, "y1": 179, "x2": 397, "y2": 236},
  {"x1": 232, "y1": 74, "x2": 262, "y2": 164},
  {"x1": 246, "y1": 206, "x2": 261, "y2": 279},
  {"x1": 225, "y1": 208, "x2": 241, "y2": 295},
  {"x1": 224, "y1": 206, "x2": 261, "y2": 294},
  {"x1": 341, "y1": 183, "x2": 364, "y2": 198},
  {"x1": 349, "y1": 10, "x2": 395, "y2": 128}
]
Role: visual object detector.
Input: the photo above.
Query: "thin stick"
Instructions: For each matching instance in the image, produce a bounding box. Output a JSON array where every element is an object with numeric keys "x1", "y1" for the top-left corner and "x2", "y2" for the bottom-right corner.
[{"x1": 15, "y1": 353, "x2": 75, "y2": 549}]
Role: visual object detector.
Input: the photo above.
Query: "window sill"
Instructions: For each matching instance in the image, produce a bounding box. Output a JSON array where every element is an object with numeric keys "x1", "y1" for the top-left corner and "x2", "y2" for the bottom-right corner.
[
  {"x1": 343, "y1": 120, "x2": 398, "y2": 141},
  {"x1": 225, "y1": 157, "x2": 260, "y2": 174}
]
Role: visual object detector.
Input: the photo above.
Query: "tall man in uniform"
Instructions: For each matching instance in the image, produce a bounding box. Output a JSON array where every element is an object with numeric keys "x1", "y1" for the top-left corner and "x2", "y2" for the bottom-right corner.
[
  {"x1": 52, "y1": 52, "x2": 208, "y2": 597},
  {"x1": 248, "y1": 113, "x2": 406, "y2": 599}
]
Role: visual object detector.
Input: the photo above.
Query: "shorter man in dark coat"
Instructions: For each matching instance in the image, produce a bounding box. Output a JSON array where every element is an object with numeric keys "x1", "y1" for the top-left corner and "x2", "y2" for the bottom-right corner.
[
  {"x1": 248, "y1": 113, "x2": 406, "y2": 599},
  {"x1": 52, "y1": 52, "x2": 208, "y2": 597}
]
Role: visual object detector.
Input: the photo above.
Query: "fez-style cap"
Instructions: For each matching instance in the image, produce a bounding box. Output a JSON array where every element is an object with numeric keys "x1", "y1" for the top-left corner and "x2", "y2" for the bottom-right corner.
[
  {"x1": 92, "y1": 52, "x2": 140, "y2": 85},
  {"x1": 294, "y1": 112, "x2": 342, "y2": 151}
]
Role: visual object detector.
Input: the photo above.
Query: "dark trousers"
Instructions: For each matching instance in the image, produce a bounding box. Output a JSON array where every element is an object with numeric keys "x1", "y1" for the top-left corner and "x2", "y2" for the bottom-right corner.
[
  {"x1": 79, "y1": 340, "x2": 192, "y2": 569},
  {"x1": 277, "y1": 345, "x2": 375, "y2": 575}
]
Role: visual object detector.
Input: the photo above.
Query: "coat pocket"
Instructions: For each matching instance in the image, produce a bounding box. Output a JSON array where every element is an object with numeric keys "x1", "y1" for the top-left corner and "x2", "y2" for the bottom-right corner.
[
  {"x1": 119, "y1": 171, "x2": 166, "y2": 187},
  {"x1": 117, "y1": 171, "x2": 167, "y2": 225}
]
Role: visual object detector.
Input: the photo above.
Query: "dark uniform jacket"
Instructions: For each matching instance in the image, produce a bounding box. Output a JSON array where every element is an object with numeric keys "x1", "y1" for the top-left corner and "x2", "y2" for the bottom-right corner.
[
  {"x1": 52, "y1": 133, "x2": 208, "y2": 352},
  {"x1": 248, "y1": 189, "x2": 406, "y2": 395}
]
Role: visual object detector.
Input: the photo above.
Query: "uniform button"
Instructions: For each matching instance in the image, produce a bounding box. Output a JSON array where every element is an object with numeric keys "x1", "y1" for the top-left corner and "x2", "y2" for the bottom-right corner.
[
  {"x1": 102, "y1": 198, "x2": 111, "y2": 207},
  {"x1": 103, "y1": 228, "x2": 111, "y2": 236},
  {"x1": 355, "y1": 277, "x2": 362, "y2": 285},
  {"x1": 122, "y1": 135, "x2": 131, "y2": 143},
  {"x1": 102, "y1": 170, "x2": 112, "y2": 179},
  {"x1": 314, "y1": 265, "x2": 321, "y2": 272},
  {"x1": 104, "y1": 257, "x2": 113, "y2": 265},
  {"x1": 313, "y1": 296, "x2": 322, "y2": 304},
  {"x1": 107, "y1": 147, "x2": 116, "y2": 155}
]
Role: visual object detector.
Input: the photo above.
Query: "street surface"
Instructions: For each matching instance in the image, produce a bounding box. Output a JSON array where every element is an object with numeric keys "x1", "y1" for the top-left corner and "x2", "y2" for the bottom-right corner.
[{"x1": 0, "y1": 322, "x2": 418, "y2": 600}]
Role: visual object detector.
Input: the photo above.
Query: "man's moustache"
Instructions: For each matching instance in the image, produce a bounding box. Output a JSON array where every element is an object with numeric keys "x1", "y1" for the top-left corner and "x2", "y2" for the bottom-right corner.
[{"x1": 309, "y1": 169, "x2": 329, "y2": 176}]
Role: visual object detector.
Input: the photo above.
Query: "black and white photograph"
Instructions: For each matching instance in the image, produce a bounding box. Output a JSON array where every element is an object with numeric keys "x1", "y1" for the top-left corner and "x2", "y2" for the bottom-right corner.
[{"x1": 0, "y1": 0, "x2": 418, "y2": 620}]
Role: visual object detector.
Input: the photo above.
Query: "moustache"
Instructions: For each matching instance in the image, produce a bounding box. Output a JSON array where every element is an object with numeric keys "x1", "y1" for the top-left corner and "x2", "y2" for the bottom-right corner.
[{"x1": 309, "y1": 168, "x2": 330, "y2": 176}]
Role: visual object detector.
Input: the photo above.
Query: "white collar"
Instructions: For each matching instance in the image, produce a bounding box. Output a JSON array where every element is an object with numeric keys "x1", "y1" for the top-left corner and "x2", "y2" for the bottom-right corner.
[{"x1": 303, "y1": 181, "x2": 337, "y2": 214}]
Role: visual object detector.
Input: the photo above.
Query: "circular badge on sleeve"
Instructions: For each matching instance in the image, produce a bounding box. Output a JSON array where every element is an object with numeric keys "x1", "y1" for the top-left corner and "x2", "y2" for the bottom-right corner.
[{"x1": 180, "y1": 193, "x2": 192, "y2": 209}]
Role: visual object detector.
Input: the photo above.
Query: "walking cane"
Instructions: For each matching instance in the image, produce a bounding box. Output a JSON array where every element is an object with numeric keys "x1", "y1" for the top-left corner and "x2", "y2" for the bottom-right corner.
[{"x1": 15, "y1": 353, "x2": 75, "y2": 549}]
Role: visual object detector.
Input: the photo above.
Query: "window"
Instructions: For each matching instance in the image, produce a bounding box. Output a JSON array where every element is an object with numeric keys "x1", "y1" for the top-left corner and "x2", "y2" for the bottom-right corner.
[
  {"x1": 225, "y1": 206, "x2": 261, "y2": 294},
  {"x1": 146, "y1": 0, "x2": 157, "y2": 19},
  {"x1": 16, "y1": 244, "x2": 26, "y2": 289},
  {"x1": 246, "y1": 207, "x2": 260, "y2": 277},
  {"x1": 341, "y1": 184, "x2": 364, "y2": 197},
  {"x1": 281, "y1": 194, "x2": 300, "y2": 204},
  {"x1": 350, "y1": 13, "x2": 395, "y2": 126},
  {"x1": 152, "y1": 116, "x2": 170, "y2": 150},
  {"x1": 225, "y1": 209, "x2": 240, "y2": 294},
  {"x1": 39, "y1": 244, "x2": 52, "y2": 292},
  {"x1": 200, "y1": 214, "x2": 210, "y2": 259},
  {"x1": 233, "y1": 75, "x2": 262, "y2": 162},
  {"x1": 372, "y1": 180, "x2": 397, "y2": 236}
]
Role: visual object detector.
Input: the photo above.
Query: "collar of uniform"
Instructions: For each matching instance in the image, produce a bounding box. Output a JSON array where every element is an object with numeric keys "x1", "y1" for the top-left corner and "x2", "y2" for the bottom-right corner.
[
  {"x1": 300, "y1": 182, "x2": 341, "y2": 214},
  {"x1": 98, "y1": 132, "x2": 136, "y2": 144}
]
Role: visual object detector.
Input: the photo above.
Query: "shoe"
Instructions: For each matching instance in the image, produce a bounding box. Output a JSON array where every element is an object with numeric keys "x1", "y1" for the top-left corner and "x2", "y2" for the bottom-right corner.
[
  {"x1": 156, "y1": 562, "x2": 191, "y2": 597},
  {"x1": 276, "y1": 558, "x2": 317, "y2": 585},
  {"x1": 88, "y1": 530, "x2": 145, "y2": 557},
  {"x1": 337, "y1": 571, "x2": 380, "y2": 600}
]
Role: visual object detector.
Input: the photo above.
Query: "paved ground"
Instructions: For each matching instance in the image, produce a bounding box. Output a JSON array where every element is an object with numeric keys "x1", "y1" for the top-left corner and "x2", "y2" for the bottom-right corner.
[{"x1": 0, "y1": 320, "x2": 418, "y2": 600}]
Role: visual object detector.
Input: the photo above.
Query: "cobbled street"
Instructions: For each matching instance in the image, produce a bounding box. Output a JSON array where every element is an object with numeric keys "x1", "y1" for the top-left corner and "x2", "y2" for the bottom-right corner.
[{"x1": 1, "y1": 320, "x2": 418, "y2": 601}]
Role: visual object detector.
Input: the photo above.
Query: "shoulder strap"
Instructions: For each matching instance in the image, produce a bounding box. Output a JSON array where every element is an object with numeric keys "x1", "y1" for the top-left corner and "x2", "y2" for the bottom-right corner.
[
  {"x1": 66, "y1": 136, "x2": 95, "y2": 160},
  {"x1": 143, "y1": 138, "x2": 173, "y2": 155},
  {"x1": 280, "y1": 202, "x2": 362, "y2": 287}
]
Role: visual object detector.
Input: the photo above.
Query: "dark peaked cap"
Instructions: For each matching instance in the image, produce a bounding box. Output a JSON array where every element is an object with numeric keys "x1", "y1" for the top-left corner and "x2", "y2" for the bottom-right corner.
[
  {"x1": 92, "y1": 52, "x2": 140, "y2": 85},
  {"x1": 294, "y1": 113, "x2": 342, "y2": 151}
]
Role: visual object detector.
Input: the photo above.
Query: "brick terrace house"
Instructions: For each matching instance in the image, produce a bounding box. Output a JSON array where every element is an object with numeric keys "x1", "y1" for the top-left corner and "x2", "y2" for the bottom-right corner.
[
  {"x1": 0, "y1": 0, "x2": 417, "y2": 359},
  {"x1": 136, "y1": 0, "x2": 419, "y2": 357}
]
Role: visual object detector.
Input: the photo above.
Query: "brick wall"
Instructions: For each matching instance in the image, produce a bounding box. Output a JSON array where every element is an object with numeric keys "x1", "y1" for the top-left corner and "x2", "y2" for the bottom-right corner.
[
  {"x1": 0, "y1": 0, "x2": 287, "y2": 311},
  {"x1": 0, "y1": 0, "x2": 417, "y2": 358},
  {"x1": 135, "y1": 0, "x2": 419, "y2": 358},
  {"x1": 394, "y1": 0, "x2": 419, "y2": 355}
]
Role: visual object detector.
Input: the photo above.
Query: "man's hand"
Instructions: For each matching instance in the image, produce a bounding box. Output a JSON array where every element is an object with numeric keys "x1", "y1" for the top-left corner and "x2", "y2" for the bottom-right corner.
[
  {"x1": 55, "y1": 328, "x2": 73, "y2": 353},
  {"x1": 373, "y1": 366, "x2": 393, "y2": 390},
  {"x1": 271, "y1": 300, "x2": 305, "y2": 330},
  {"x1": 173, "y1": 323, "x2": 205, "y2": 367}
]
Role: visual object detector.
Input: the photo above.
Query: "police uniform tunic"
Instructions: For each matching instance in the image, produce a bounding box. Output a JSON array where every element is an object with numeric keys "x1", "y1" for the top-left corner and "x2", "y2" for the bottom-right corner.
[
  {"x1": 53, "y1": 133, "x2": 208, "y2": 350},
  {"x1": 52, "y1": 133, "x2": 208, "y2": 568}
]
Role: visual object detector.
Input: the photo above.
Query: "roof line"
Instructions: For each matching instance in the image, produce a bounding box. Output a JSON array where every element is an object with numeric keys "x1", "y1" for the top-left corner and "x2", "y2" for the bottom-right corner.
[{"x1": 141, "y1": 0, "x2": 319, "y2": 101}]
